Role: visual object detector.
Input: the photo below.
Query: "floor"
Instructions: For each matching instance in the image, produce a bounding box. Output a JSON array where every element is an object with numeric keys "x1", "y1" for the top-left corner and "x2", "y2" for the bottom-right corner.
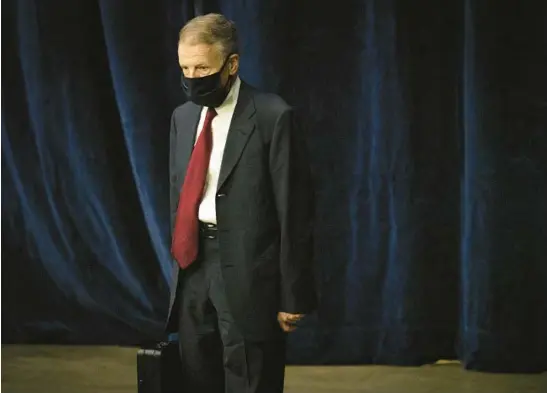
[{"x1": 2, "y1": 345, "x2": 546, "y2": 393}]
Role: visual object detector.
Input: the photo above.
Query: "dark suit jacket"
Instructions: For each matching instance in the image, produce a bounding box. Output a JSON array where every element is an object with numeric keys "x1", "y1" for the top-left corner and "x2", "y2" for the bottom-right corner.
[{"x1": 166, "y1": 81, "x2": 317, "y2": 341}]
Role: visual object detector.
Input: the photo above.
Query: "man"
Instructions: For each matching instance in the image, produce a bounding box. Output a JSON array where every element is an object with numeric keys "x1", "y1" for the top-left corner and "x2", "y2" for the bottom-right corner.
[{"x1": 166, "y1": 13, "x2": 317, "y2": 393}]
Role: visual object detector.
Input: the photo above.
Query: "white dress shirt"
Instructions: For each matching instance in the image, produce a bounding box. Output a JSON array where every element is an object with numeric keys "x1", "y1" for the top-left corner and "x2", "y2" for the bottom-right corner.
[{"x1": 196, "y1": 76, "x2": 241, "y2": 224}]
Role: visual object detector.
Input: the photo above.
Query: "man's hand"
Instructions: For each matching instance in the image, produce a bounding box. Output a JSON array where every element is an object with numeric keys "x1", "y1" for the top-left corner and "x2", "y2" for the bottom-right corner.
[{"x1": 277, "y1": 312, "x2": 305, "y2": 333}]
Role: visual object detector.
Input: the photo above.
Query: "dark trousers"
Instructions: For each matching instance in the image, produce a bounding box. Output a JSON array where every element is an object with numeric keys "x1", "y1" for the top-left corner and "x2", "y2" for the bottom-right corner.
[{"x1": 178, "y1": 228, "x2": 286, "y2": 393}]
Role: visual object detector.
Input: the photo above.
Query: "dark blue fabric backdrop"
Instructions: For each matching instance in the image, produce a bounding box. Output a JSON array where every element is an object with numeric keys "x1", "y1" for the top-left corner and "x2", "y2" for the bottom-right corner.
[{"x1": 3, "y1": 0, "x2": 546, "y2": 373}]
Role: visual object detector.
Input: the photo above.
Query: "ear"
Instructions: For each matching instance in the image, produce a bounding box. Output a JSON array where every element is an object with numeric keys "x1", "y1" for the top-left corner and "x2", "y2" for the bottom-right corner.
[{"x1": 228, "y1": 54, "x2": 239, "y2": 75}]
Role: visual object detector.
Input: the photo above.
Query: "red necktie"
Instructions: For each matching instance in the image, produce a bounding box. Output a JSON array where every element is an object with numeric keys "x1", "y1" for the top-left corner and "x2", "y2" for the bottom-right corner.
[{"x1": 171, "y1": 108, "x2": 217, "y2": 269}]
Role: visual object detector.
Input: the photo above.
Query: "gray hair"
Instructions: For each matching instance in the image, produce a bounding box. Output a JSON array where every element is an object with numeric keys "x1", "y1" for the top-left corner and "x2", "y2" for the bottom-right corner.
[{"x1": 179, "y1": 13, "x2": 239, "y2": 58}]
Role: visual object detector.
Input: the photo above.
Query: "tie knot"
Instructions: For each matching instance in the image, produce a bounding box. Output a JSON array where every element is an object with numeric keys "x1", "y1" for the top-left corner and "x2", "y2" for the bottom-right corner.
[{"x1": 206, "y1": 107, "x2": 217, "y2": 120}]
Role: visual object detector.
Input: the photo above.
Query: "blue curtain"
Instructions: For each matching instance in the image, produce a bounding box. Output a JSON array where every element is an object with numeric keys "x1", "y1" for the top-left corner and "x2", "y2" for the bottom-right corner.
[{"x1": 3, "y1": 0, "x2": 546, "y2": 373}]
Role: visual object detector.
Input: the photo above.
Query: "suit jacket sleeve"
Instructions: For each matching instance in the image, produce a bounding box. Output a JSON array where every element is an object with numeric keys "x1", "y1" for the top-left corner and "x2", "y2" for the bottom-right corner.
[{"x1": 269, "y1": 108, "x2": 317, "y2": 314}]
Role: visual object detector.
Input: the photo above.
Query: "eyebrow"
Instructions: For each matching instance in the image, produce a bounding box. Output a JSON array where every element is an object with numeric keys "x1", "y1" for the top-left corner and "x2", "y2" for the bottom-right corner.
[{"x1": 180, "y1": 62, "x2": 209, "y2": 68}]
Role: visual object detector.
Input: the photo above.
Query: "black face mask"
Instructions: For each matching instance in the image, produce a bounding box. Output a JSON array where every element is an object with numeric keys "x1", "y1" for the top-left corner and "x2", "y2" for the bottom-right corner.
[{"x1": 181, "y1": 55, "x2": 234, "y2": 108}]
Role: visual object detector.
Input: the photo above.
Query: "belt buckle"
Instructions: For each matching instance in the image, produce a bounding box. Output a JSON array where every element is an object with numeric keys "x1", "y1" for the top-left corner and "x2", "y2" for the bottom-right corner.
[{"x1": 201, "y1": 222, "x2": 217, "y2": 239}]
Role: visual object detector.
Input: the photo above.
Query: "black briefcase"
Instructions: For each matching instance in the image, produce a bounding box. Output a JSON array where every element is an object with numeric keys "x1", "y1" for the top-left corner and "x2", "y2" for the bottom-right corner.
[{"x1": 137, "y1": 341, "x2": 183, "y2": 393}]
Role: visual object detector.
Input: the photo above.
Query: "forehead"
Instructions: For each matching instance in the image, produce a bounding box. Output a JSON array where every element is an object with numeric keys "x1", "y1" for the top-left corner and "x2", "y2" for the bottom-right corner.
[{"x1": 178, "y1": 41, "x2": 222, "y2": 67}]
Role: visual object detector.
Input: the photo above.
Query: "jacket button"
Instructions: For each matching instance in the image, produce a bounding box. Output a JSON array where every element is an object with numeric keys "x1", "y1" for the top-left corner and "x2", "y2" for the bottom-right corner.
[{"x1": 217, "y1": 193, "x2": 226, "y2": 198}]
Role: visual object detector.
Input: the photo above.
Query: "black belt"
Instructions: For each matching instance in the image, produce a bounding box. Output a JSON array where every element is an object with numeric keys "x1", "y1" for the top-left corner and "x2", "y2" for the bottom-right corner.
[{"x1": 199, "y1": 221, "x2": 218, "y2": 239}]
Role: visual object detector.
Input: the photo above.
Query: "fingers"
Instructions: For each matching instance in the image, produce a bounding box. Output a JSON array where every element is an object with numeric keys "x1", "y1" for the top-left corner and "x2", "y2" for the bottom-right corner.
[
  {"x1": 279, "y1": 312, "x2": 303, "y2": 321},
  {"x1": 277, "y1": 312, "x2": 304, "y2": 332},
  {"x1": 287, "y1": 313, "x2": 303, "y2": 322},
  {"x1": 278, "y1": 319, "x2": 297, "y2": 332}
]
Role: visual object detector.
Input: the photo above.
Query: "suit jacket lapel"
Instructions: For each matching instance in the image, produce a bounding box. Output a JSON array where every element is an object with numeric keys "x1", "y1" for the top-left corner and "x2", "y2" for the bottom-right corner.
[
  {"x1": 217, "y1": 82, "x2": 256, "y2": 191},
  {"x1": 175, "y1": 104, "x2": 201, "y2": 194}
]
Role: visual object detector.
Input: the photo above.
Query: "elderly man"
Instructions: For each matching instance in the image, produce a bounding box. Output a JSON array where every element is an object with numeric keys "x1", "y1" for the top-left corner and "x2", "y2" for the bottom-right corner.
[{"x1": 166, "y1": 13, "x2": 317, "y2": 393}]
